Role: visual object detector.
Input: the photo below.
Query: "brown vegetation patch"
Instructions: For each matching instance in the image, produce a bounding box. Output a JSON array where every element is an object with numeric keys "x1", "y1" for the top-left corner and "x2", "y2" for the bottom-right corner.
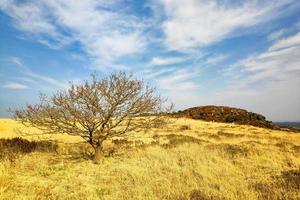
[
  {"x1": 112, "y1": 138, "x2": 134, "y2": 147},
  {"x1": 112, "y1": 139, "x2": 152, "y2": 148},
  {"x1": 208, "y1": 134, "x2": 221, "y2": 140},
  {"x1": 206, "y1": 143, "x2": 250, "y2": 159},
  {"x1": 274, "y1": 141, "x2": 294, "y2": 152},
  {"x1": 179, "y1": 125, "x2": 191, "y2": 131},
  {"x1": 163, "y1": 134, "x2": 208, "y2": 148},
  {"x1": 152, "y1": 134, "x2": 208, "y2": 148},
  {"x1": 0, "y1": 137, "x2": 57, "y2": 161},
  {"x1": 252, "y1": 131, "x2": 265, "y2": 135},
  {"x1": 164, "y1": 189, "x2": 219, "y2": 200},
  {"x1": 217, "y1": 130, "x2": 244, "y2": 138},
  {"x1": 252, "y1": 182, "x2": 275, "y2": 200},
  {"x1": 240, "y1": 140, "x2": 263, "y2": 145},
  {"x1": 280, "y1": 169, "x2": 300, "y2": 190},
  {"x1": 189, "y1": 190, "x2": 216, "y2": 200},
  {"x1": 292, "y1": 145, "x2": 300, "y2": 153},
  {"x1": 252, "y1": 169, "x2": 300, "y2": 199},
  {"x1": 223, "y1": 144, "x2": 250, "y2": 158}
]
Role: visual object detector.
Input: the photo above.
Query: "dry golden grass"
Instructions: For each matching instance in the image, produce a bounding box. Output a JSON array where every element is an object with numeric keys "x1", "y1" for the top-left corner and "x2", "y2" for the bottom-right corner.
[{"x1": 0, "y1": 118, "x2": 299, "y2": 200}]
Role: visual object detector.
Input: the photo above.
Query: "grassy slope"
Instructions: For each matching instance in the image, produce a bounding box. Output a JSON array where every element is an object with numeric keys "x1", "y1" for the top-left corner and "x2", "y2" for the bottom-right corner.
[{"x1": 0, "y1": 118, "x2": 299, "y2": 200}]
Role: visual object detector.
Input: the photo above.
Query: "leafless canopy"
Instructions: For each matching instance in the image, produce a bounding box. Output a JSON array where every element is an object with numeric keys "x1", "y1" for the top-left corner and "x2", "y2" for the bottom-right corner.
[{"x1": 14, "y1": 72, "x2": 170, "y2": 161}]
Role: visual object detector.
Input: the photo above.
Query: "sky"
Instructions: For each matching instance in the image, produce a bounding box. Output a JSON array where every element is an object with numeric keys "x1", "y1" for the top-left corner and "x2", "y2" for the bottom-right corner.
[{"x1": 0, "y1": 0, "x2": 300, "y2": 121}]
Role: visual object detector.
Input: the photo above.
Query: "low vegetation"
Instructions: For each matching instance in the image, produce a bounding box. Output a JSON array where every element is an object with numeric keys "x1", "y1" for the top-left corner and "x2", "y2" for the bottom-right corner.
[
  {"x1": 0, "y1": 118, "x2": 299, "y2": 199},
  {"x1": 0, "y1": 137, "x2": 57, "y2": 161}
]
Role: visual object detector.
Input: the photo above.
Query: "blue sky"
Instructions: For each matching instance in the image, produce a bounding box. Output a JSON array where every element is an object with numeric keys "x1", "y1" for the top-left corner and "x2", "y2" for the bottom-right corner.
[{"x1": 0, "y1": 0, "x2": 300, "y2": 121}]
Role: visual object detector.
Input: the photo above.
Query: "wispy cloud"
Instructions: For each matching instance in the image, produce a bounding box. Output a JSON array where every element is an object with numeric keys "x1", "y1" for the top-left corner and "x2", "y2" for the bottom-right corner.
[
  {"x1": 159, "y1": 30, "x2": 300, "y2": 120},
  {"x1": 0, "y1": 0, "x2": 149, "y2": 68},
  {"x1": 1, "y1": 1, "x2": 299, "y2": 120},
  {"x1": 25, "y1": 71, "x2": 67, "y2": 88},
  {"x1": 148, "y1": 56, "x2": 188, "y2": 67},
  {"x1": 239, "y1": 32, "x2": 300, "y2": 76},
  {"x1": 0, "y1": 0, "x2": 72, "y2": 49},
  {"x1": 267, "y1": 29, "x2": 287, "y2": 41},
  {"x1": 204, "y1": 54, "x2": 228, "y2": 65},
  {"x1": 156, "y1": 68, "x2": 200, "y2": 91},
  {"x1": 269, "y1": 32, "x2": 300, "y2": 51},
  {"x1": 142, "y1": 67, "x2": 176, "y2": 80},
  {"x1": 156, "y1": 0, "x2": 299, "y2": 50},
  {"x1": 2, "y1": 82, "x2": 29, "y2": 89},
  {"x1": 9, "y1": 56, "x2": 23, "y2": 67},
  {"x1": 213, "y1": 31, "x2": 300, "y2": 120},
  {"x1": 1, "y1": 0, "x2": 298, "y2": 68},
  {"x1": 6, "y1": 56, "x2": 68, "y2": 89}
]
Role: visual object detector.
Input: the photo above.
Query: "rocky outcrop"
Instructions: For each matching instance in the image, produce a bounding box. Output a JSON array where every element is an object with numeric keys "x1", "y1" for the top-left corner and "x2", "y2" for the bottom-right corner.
[{"x1": 174, "y1": 105, "x2": 275, "y2": 129}]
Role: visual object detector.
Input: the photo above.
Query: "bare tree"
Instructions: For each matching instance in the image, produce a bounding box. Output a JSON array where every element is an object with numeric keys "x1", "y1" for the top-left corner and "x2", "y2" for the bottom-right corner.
[{"x1": 14, "y1": 72, "x2": 171, "y2": 162}]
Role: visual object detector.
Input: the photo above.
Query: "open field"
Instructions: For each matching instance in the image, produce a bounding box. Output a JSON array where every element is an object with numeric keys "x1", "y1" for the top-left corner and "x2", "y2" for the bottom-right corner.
[{"x1": 0, "y1": 118, "x2": 299, "y2": 200}]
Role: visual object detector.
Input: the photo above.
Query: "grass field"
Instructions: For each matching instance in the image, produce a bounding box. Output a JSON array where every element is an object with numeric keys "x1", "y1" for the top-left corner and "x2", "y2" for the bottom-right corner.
[{"x1": 0, "y1": 118, "x2": 299, "y2": 200}]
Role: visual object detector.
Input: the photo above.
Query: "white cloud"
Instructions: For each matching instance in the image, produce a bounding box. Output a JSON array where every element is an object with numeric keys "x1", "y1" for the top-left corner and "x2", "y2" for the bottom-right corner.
[
  {"x1": 0, "y1": 0, "x2": 148, "y2": 68},
  {"x1": 214, "y1": 31, "x2": 300, "y2": 121},
  {"x1": 2, "y1": 82, "x2": 29, "y2": 89},
  {"x1": 7, "y1": 57, "x2": 68, "y2": 88},
  {"x1": 269, "y1": 32, "x2": 300, "y2": 51},
  {"x1": 0, "y1": 0, "x2": 57, "y2": 35},
  {"x1": 0, "y1": 0, "x2": 72, "y2": 48},
  {"x1": 9, "y1": 57, "x2": 23, "y2": 67},
  {"x1": 156, "y1": 31, "x2": 300, "y2": 121},
  {"x1": 25, "y1": 71, "x2": 68, "y2": 88},
  {"x1": 17, "y1": 77, "x2": 37, "y2": 84},
  {"x1": 155, "y1": 68, "x2": 200, "y2": 90},
  {"x1": 148, "y1": 56, "x2": 187, "y2": 66},
  {"x1": 268, "y1": 29, "x2": 287, "y2": 41},
  {"x1": 157, "y1": 0, "x2": 298, "y2": 50},
  {"x1": 239, "y1": 33, "x2": 300, "y2": 77},
  {"x1": 142, "y1": 67, "x2": 176, "y2": 79},
  {"x1": 204, "y1": 54, "x2": 228, "y2": 65}
]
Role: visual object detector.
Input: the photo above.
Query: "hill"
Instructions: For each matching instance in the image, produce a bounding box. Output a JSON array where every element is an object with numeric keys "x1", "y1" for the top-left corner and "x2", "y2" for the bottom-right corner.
[
  {"x1": 0, "y1": 118, "x2": 299, "y2": 199},
  {"x1": 175, "y1": 106, "x2": 276, "y2": 129}
]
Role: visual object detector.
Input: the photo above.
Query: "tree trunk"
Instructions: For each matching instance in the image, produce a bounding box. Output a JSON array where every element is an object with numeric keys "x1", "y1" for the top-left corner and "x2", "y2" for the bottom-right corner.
[{"x1": 93, "y1": 145, "x2": 103, "y2": 163}]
